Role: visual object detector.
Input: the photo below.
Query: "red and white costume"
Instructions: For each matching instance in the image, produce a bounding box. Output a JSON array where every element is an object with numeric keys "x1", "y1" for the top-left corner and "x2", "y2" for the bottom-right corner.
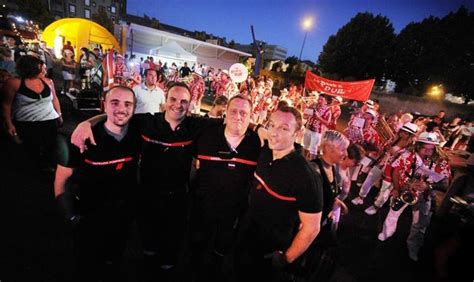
[
  {"x1": 189, "y1": 74, "x2": 205, "y2": 115},
  {"x1": 378, "y1": 150, "x2": 451, "y2": 261}
]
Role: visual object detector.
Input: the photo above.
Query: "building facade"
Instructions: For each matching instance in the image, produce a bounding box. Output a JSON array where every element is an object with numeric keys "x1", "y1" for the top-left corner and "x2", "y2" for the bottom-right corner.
[
  {"x1": 235, "y1": 41, "x2": 287, "y2": 61},
  {"x1": 52, "y1": 0, "x2": 125, "y2": 23},
  {"x1": 1, "y1": 0, "x2": 125, "y2": 23}
]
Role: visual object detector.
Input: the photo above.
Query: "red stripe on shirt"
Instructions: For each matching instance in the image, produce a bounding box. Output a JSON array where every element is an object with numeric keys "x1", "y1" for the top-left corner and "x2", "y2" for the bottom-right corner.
[
  {"x1": 198, "y1": 154, "x2": 257, "y2": 166},
  {"x1": 254, "y1": 172, "x2": 296, "y2": 202}
]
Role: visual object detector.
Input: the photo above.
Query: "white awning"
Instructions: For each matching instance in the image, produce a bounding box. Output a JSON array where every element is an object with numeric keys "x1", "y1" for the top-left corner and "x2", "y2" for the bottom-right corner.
[
  {"x1": 149, "y1": 41, "x2": 197, "y2": 62},
  {"x1": 125, "y1": 22, "x2": 251, "y2": 69}
]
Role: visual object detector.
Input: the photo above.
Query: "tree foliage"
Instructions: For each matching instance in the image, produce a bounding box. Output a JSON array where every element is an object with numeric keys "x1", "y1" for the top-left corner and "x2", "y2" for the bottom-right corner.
[
  {"x1": 391, "y1": 7, "x2": 474, "y2": 101},
  {"x1": 143, "y1": 14, "x2": 161, "y2": 29},
  {"x1": 317, "y1": 12, "x2": 396, "y2": 81},
  {"x1": 19, "y1": 0, "x2": 55, "y2": 29},
  {"x1": 92, "y1": 7, "x2": 114, "y2": 33},
  {"x1": 316, "y1": 7, "x2": 474, "y2": 101},
  {"x1": 285, "y1": 56, "x2": 299, "y2": 75}
]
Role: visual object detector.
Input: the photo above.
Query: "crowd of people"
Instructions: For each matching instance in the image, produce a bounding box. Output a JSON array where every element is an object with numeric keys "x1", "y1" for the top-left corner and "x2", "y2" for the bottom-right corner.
[{"x1": 1, "y1": 35, "x2": 473, "y2": 282}]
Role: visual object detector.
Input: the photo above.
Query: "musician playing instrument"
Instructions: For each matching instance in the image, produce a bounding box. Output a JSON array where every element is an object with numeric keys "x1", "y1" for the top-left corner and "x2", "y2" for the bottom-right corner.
[
  {"x1": 303, "y1": 95, "x2": 332, "y2": 160},
  {"x1": 113, "y1": 54, "x2": 128, "y2": 85},
  {"x1": 361, "y1": 109, "x2": 381, "y2": 149},
  {"x1": 344, "y1": 100, "x2": 376, "y2": 144},
  {"x1": 351, "y1": 122, "x2": 418, "y2": 208},
  {"x1": 345, "y1": 108, "x2": 381, "y2": 186},
  {"x1": 377, "y1": 132, "x2": 451, "y2": 262},
  {"x1": 188, "y1": 73, "x2": 205, "y2": 115},
  {"x1": 212, "y1": 70, "x2": 234, "y2": 98},
  {"x1": 328, "y1": 96, "x2": 343, "y2": 130}
]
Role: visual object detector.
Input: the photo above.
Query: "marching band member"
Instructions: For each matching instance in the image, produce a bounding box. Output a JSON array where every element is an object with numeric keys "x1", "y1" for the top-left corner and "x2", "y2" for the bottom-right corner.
[
  {"x1": 239, "y1": 76, "x2": 256, "y2": 95},
  {"x1": 361, "y1": 109, "x2": 381, "y2": 149},
  {"x1": 113, "y1": 54, "x2": 128, "y2": 85},
  {"x1": 344, "y1": 100, "x2": 374, "y2": 145},
  {"x1": 396, "y1": 112, "x2": 414, "y2": 133},
  {"x1": 351, "y1": 122, "x2": 418, "y2": 208},
  {"x1": 328, "y1": 96, "x2": 343, "y2": 130},
  {"x1": 189, "y1": 73, "x2": 205, "y2": 115},
  {"x1": 345, "y1": 108, "x2": 381, "y2": 185},
  {"x1": 303, "y1": 94, "x2": 332, "y2": 159},
  {"x1": 377, "y1": 132, "x2": 451, "y2": 262},
  {"x1": 252, "y1": 87, "x2": 272, "y2": 124},
  {"x1": 212, "y1": 70, "x2": 234, "y2": 98}
]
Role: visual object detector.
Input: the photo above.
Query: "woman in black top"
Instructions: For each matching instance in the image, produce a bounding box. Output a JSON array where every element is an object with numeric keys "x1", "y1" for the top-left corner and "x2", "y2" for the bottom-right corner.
[
  {"x1": 307, "y1": 130, "x2": 350, "y2": 280},
  {"x1": 2, "y1": 55, "x2": 62, "y2": 169}
]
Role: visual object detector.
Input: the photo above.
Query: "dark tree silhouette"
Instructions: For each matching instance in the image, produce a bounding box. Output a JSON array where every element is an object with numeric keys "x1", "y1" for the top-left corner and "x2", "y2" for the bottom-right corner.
[{"x1": 318, "y1": 12, "x2": 396, "y2": 81}]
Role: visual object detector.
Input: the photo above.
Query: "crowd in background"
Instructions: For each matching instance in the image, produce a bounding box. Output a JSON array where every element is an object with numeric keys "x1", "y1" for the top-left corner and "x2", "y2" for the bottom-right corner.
[{"x1": 1, "y1": 34, "x2": 473, "y2": 282}]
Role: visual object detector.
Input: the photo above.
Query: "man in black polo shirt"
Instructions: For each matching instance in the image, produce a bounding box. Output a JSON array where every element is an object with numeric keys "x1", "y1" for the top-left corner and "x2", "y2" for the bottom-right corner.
[
  {"x1": 54, "y1": 86, "x2": 139, "y2": 282},
  {"x1": 235, "y1": 106, "x2": 323, "y2": 282},
  {"x1": 191, "y1": 95, "x2": 261, "y2": 281},
  {"x1": 136, "y1": 83, "x2": 218, "y2": 281}
]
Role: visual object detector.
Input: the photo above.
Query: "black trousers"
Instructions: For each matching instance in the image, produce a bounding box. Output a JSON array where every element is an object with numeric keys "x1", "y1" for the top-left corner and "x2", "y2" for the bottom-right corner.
[
  {"x1": 190, "y1": 208, "x2": 240, "y2": 282},
  {"x1": 14, "y1": 119, "x2": 58, "y2": 169},
  {"x1": 234, "y1": 218, "x2": 297, "y2": 282},
  {"x1": 73, "y1": 203, "x2": 134, "y2": 282},
  {"x1": 137, "y1": 189, "x2": 189, "y2": 265}
]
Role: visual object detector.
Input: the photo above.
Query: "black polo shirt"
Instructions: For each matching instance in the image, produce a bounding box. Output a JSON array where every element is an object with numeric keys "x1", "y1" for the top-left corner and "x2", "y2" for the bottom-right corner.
[
  {"x1": 194, "y1": 123, "x2": 261, "y2": 218},
  {"x1": 60, "y1": 121, "x2": 141, "y2": 212},
  {"x1": 138, "y1": 112, "x2": 220, "y2": 193},
  {"x1": 247, "y1": 143, "x2": 323, "y2": 246}
]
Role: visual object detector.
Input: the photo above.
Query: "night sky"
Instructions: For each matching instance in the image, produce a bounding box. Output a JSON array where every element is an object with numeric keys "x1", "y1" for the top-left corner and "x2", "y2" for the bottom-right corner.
[{"x1": 127, "y1": 0, "x2": 474, "y2": 62}]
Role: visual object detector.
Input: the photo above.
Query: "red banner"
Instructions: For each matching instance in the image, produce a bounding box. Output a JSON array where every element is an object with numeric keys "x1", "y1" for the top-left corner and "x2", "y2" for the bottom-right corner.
[
  {"x1": 102, "y1": 49, "x2": 115, "y2": 88},
  {"x1": 304, "y1": 71, "x2": 375, "y2": 102}
]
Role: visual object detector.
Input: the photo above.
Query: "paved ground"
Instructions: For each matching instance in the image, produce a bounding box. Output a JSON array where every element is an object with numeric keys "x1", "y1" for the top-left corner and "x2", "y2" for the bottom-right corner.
[{"x1": 0, "y1": 94, "x2": 448, "y2": 282}]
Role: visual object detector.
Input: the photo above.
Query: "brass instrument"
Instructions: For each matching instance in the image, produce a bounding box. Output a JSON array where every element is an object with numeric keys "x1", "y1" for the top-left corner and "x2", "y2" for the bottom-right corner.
[
  {"x1": 390, "y1": 189, "x2": 418, "y2": 211},
  {"x1": 390, "y1": 170, "x2": 431, "y2": 211},
  {"x1": 375, "y1": 115, "x2": 396, "y2": 145}
]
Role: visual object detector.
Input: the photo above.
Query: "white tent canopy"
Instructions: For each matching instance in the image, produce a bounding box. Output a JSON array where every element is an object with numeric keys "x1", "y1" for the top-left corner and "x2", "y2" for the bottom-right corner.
[
  {"x1": 149, "y1": 41, "x2": 197, "y2": 63},
  {"x1": 123, "y1": 22, "x2": 251, "y2": 70}
]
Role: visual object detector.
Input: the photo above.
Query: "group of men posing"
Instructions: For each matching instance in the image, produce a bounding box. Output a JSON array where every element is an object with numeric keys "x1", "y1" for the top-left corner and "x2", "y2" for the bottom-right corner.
[{"x1": 54, "y1": 82, "x2": 453, "y2": 282}]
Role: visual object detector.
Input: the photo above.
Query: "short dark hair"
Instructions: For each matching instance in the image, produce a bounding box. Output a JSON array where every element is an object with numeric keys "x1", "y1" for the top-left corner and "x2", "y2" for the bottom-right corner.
[
  {"x1": 276, "y1": 105, "x2": 303, "y2": 130},
  {"x1": 276, "y1": 100, "x2": 289, "y2": 110},
  {"x1": 347, "y1": 143, "x2": 365, "y2": 163},
  {"x1": 166, "y1": 81, "x2": 191, "y2": 96},
  {"x1": 361, "y1": 141, "x2": 378, "y2": 153},
  {"x1": 228, "y1": 94, "x2": 253, "y2": 110},
  {"x1": 144, "y1": 68, "x2": 157, "y2": 77},
  {"x1": 16, "y1": 55, "x2": 44, "y2": 78},
  {"x1": 213, "y1": 95, "x2": 228, "y2": 106},
  {"x1": 104, "y1": 85, "x2": 136, "y2": 107}
]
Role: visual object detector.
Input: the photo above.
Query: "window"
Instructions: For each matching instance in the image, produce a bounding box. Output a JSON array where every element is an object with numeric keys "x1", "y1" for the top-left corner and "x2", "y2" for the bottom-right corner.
[
  {"x1": 84, "y1": 0, "x2": 90, "y2": 6},
  {"x1": 110, "y1": 5, "x2": 116, "y2": 14},
  {"x1": 69, "y1": 4, "x2": 76, "y2": 15},
  {"x1": 84, "y1": 8, "x2": 90, "y2": 18}
]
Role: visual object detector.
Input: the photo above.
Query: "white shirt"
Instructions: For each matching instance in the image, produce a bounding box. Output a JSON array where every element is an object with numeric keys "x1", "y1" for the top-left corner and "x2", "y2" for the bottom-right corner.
[{"x1": 133, "y1": 83, "x2": 165, "y2": 114}]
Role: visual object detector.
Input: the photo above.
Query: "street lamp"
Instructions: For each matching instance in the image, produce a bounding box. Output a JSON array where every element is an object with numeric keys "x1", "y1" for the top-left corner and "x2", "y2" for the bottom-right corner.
[
  {"x1": 298, "y1": 17, "x2": 313, "y2": 61},
  {"x1": 428, "y1": 84, "x2": 444, "y2": 98}
]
